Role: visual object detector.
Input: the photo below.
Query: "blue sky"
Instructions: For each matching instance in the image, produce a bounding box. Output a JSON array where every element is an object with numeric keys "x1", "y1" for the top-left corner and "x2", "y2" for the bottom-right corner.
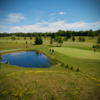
[{"x1": 0, "y1": 0, "x2": 100, "y2": 33}]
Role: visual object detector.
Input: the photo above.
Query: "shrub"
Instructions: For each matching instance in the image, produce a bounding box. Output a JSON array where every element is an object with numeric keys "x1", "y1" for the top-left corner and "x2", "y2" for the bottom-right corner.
[
  {"x1": 24, "y1": 37, "x2": 26, "y2": 40},
  {"x1": 92, "y1": 45, "x2": 94, "y2": 48},
  {"x1": 62, "y1": 63, "x2": 64, "y2": 66},
  {"x1": 92, "y1": 45, "x2": 96, "y2": 48},
  {"x1": 71, "y1": 66, "x2": 73, "y2": 70},
  {"x1": 92, "y1": 44, "x2": 100, "y2": 48},
  {"x1": 76, "y1": 68, "x2": 80, "y2": 72},
  {"x1": 25, "y1": 41, "x2": 27, "y2": 44},
  {"x1": 66, "y1": 64, "x2": 68, "y2": 68},
  {"x1": 96, "y1": 44, "x2": 100, "y2": 48},
  {"x1": 11, "y1": 36, "x2": 16, "y2": 40},
  {"x1": 30, "y1": 36, "x2": 32, "y2": 40}
]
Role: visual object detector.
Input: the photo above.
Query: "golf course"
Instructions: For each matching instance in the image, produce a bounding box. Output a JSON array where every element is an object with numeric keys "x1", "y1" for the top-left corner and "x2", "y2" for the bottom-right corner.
[{"x1": 0, "y1": 36, "x2": 100, "y2": 100}]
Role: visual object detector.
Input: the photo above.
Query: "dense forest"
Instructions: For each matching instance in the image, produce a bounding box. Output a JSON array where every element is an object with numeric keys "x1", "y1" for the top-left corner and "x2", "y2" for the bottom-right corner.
[{"x1": 0, "y1": 29, "x2": 100, "y2": 38}]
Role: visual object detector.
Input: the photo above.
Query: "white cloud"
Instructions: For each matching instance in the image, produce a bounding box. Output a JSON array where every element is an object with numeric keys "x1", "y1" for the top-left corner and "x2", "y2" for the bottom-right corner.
[
  {"x1": 49, "y1": 13, "x2": 55, "y2": 16},
  {"x1": 58, "y1": 12, "x2": 66, "y2": 14},
  {"x1": 5, "y1": 20, "x2": 100, "y2": 33},
  {"x1": 50, "y1": 17, "x2": 56, "y2": 20},
  {"x1": 7, "y1": 13, "x2": 26, "y2": 23}
]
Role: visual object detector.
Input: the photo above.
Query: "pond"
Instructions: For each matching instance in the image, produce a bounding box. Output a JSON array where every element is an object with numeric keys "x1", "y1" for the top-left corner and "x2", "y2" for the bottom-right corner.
[{"x1": 1, "y1": 51, "x2": 53, "y2": 68}]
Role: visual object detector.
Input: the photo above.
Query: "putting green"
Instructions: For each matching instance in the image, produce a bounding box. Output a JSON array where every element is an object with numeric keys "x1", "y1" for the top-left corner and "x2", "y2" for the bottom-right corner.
[{"x1": 51, "y1": 47, "x2": 100, "y2": 59}]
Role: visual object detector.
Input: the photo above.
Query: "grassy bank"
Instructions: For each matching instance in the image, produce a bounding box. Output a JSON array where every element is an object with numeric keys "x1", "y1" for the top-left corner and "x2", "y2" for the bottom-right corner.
[{"x1": 0, "y1": 36, "x2": 100, "y2": 100}]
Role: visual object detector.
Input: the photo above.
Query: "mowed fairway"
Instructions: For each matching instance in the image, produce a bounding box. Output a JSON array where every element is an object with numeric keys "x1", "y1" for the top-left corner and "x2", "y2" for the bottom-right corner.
[{"x1": 51, "y1": 47, "x2": 100, "y2": 59}]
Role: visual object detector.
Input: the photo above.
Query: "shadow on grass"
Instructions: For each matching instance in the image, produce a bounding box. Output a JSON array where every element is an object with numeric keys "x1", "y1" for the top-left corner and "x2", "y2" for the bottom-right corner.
[
  {"x1": 47, "y1": 45, "x2": 62, "y2": 47},
  {"x1": 32, "y1": 44, "x2": 42, "y2": 45}
]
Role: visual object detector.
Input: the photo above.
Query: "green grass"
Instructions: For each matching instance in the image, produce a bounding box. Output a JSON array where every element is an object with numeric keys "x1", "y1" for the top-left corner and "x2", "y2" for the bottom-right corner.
[
  {"x1": 51, "y1": 47, "x2": 100, "y2": 59},
  {"x1": 0, "y1": 36, "x2": 100, "y2": 100}
]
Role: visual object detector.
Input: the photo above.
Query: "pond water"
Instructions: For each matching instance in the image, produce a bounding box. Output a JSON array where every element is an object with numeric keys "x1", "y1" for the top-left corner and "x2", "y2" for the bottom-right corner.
[{"x1": 1, "y1": 51, "x2": 51, "y2": 68}]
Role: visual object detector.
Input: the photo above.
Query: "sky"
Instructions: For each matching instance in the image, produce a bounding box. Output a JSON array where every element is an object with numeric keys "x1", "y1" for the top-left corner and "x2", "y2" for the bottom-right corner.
[{"x1": 0, "y1": 0, "x2": 100, "y2": 33}]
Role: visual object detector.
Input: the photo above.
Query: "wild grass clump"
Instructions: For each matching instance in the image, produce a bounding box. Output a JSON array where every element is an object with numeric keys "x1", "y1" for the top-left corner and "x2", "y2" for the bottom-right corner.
[
  {"x1": 48, "y1": 57, "x2": 58, "y2": 66},
  {"x1": 51, "y1": 95, "x2": 55, "y2": 100}
]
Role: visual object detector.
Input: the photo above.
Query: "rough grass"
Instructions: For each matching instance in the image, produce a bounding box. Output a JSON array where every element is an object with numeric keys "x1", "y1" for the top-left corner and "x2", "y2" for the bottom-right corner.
[{"x1": 0, "y1": 36, "x2": 100, "y2": 100}]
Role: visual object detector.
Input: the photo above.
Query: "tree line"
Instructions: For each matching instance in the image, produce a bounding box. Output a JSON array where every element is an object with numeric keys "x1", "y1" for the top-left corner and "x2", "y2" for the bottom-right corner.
[{"x1": 0, "y1": 29, "x2": 100, "y2": 37}]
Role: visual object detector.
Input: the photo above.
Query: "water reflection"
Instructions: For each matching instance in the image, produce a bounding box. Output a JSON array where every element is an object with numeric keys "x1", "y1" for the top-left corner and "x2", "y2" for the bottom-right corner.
[
  {"x1": 1, "y1": 51, "x2": 51, "y2": 68},
  {"x1": 35, "y1": 51, "x2": 40, "y2": 56}
]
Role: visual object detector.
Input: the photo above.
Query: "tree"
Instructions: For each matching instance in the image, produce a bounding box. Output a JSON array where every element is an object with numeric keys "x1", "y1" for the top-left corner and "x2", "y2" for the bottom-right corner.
[
  {"x1": 54, "y1": 35, "x2": 57, "y2": 42},
  {"x1": 58, "y1": 36, "x2": 63, "y2": 46},
  {"x1": 35, "y1": 34, "x2": 39, "y2": 44},
  {"x1": 54, "y1": 35, "x2": 59, "y2": 46},
  {"x1": 24, "y1": 37, "x2": 26, "y2": 40},
  {"x1": 35, "y1": 34, "x2": 43, "y2": 45},
  {"x1": 78, "y1": 36, "x2": 82, "y2": 42},
  {"x1": 97, "y1": 34, "x2": 100, "y2": 43},
  {"x1": 88, "y1": 29, "x2": 95, "y2": 38},
  {"x1": 39, "y1": 36, "x2": 43, "y2": 44},
  {"x1": 72, "y1": 35, "x2": 75, "y2": 42},
  {"x1": 66, "y1": 31, "x2": 72, "y2": 38},
  {"x1": 44, "y1": 34, "x2": 46, "y2": 38},
  {"x1": 30, "y1": 36, "x2": 32, "y2": 40},
  {"x1": 11, "y1": 36, "x2": 16, "y2": 40},
  {"x1": 64, "y1": 35, "x2": 68, "y2": 41},
  {"x1": 50, "y1": 37, "x2": 53, "y2": 46},
  {"x1": 82, "y1": 37, "x2": 85, "y2": 42}
]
